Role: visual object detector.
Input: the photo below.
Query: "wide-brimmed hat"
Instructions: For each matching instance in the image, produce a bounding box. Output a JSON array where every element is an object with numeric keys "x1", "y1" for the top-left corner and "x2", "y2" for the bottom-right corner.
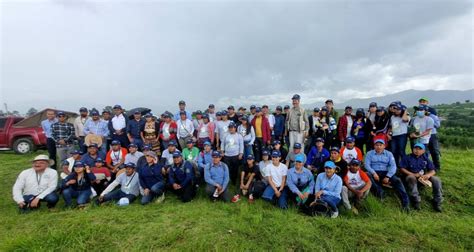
[
  {"x1": 32, "y1": 154, "x2": 55, "y2": 166},
  {"x1": 85, "y1": 134, "x2": 103, "y2": 147}
]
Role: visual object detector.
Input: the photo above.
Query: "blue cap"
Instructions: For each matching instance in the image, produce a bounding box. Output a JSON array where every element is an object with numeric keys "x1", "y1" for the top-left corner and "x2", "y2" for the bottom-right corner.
[
  {"x1": 345, "y1": 105, "x2": 353, "y2": 110},
  {"x1": 143, "y1": 144, "x2": 152, "y2": 150},
  {"x1": 276, "y1": 106, "x2": 282, "y2": 111},
  {"x1": 95, "y1": 158, "x2": 104, "y2": 163},
  {"x1": 316, "y1": 137, "x2": 325, "y2": 143},
  {"x1": 90, "y1": 110, "x2": 99, "y2": 116},
  {"x1": 346, "y1": 137, "x2": 355, "y2": 143},
  {"x1": 321, "y1": 106, "x2": 328, "y2": 112},
  {"x1": 128, "y1": 143, "x2": 138, "y2": 148},
  {"x1": 71, "y1": 150, "x2": 82, "y2": 155},
  {"x1": 295, "y1": 155, "x2": 304, "y2": 163},
  {"x1": 414, "y1": 143, "x2": 426, "y2": 150},
  {"x1": 416, "y1": 105, "x2": 428, "y2": 111},
  {"x1": 313, "y1": 107, "x2": 320, "y2": 112},
  {"x1": 284, "y1": 105, "x2": 290, "y2": 109},
  {"x1": 208, "y1": 104, "x2": 215, "y2": 108},
  {"x1": 195, "y1": 110, "x2": 202, "y2": 115},
  {"x1": 273, "y1": 140, "x2": 281, "y2": 145},
  {"x1": 212, "y1": 150, "x2": 221, "y2": 157},
  {"x1": 125, "y1": 163, "x2": 136, "y2": 169},
  {"x1": 369, "y1": 102, "x2": 377, "y2": 107},
  {"x1": 88, "y1": 143, "x2": 98, "y2": 148},
  {"x1": 227, "y1": 105, "x2": 235, "y2": 110},
  {"x1": 350, "y1": 159, "x2": 361, "y2": 166},
  {"x1": 74, "y1": 161, "x2": 85, "y2": 168},
  {"x1": 113, "y1": 105, "x2": 122, "y2": 110},
  {"x1": 57, "y1": 111, "x2": 66, "y2": 116},
  {"x1": 133, "y1": 110, "x2": 141, "y2": 115},
  {"x1": 262, "y1": 150, "x2": 270, "y2": 156},
  {"x1": 179, "y1": 100, "x2": 186, "y2": 105},
  {"x1": 324, "y1": 161, "x2": 337, "y2": 169},
  {"x1": 172, "y1": 151, "x2": 182, "y2": 158},
  {"x1": 246, "y1": 154, "x2": 254, "y2": 160},
  {"x1": 168, "y1": 140, "x2": 177, "y2": 146},
  {"x1": 240, "y1": 115, "x2": 248, "y2": 121},
  {"x1": 292, "y1": 94, "x2": 301, "y2": 100},
  {"x1": 293, "y1": 143, "x2": 302, "y2": 149},
  {"x1": 255, "y1": 107, "x2": 262, "y2": 113},
  {"x1": 330, "y1": 146, "x2": 340, "y2": 152},
  {"x1": 145, "y1": 113, "x2": 153, "y2": 118},
  {"x1": 179, "y1": 111, "x2": 186, "y2": 115},
  {"x1": 202, "y1": 114, "x2": 209, "y2": 119},
  {"x1": 186, "y1": 139, "x2": 194, "y2": 144},
  {"x1": 325, "y1": 99, "x2": 333, "y2": 104},
  {"x1": 228, "y1": 122, "x2": 237, "y2": 128},
  {"x1": 79, "y1": 107, "x2": 88, "y2": 112},
  {"x1": 374, "y1": 139, "x2": 386, "y2": 145},
  {"x1": 376, "y1": 106, "x2": 385, "y2": 112},
  {"x1": 111, "y1": 140, "x2": 121, "y2": 145},
  {"x1": 216, "y1": 111, "x2": 222, "y2": 116},
  {"x1": 271, "y1": 150, "x2": 281, "y2": 157},
  {"x1": 203, "y1": 141, "x2": 211, "y2": 146},
  {"x1": 250, "y1": 105, "x2": 256, "y2": 109}
]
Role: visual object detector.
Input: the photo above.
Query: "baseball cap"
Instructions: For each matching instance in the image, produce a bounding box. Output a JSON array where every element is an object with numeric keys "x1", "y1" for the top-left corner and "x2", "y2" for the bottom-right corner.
[{"x1": 324, "y1": 161, "x2": 336, "y2": 169}]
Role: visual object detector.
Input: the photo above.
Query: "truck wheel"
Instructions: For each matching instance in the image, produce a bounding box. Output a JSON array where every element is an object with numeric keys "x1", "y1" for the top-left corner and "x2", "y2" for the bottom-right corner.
[{"x1": 13, "y1": 138, "x2": 35, "y2": 154}]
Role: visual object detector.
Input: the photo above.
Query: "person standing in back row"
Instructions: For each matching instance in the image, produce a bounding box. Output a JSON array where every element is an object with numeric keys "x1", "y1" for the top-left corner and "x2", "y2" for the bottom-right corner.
[
  {"x1": 41, "y1": 109, "x2": 58, "y2": 170},
  {"x1": 286, "y1": 94, "x2": 309, "y2": 152}
]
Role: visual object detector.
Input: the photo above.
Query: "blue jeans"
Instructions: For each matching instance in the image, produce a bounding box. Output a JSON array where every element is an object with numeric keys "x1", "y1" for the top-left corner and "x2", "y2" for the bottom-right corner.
[
  {"x1": 62, "y1": 188, "x2": 92, "y2": 206},
  {"x1": 243, "y1": 143, "x2": 254, "y2": 162},
  {"x1": 103, "y1": 190, "x2": 136, "y2": 203},
  {"x1": 141, "y1": 181, "x2": 165, "y2": 205},
  {"x1": 428, "y1": 134, "x2": 441, "y2": 170},
  {"x1": 320, "y1": 195, "x2": 341, "y2": 213},
  {"x1": 21, "y1": 193, "x2": 59, "y2": 212},
  {"x1": 262, "y1": 185, "x2": 288, "y2": 209},
  {"x1": 369, "y1": 171, "x2": 409, "y2": 207},
  {"x1": 390, "y1": 134, "x2": 407, "y2": 167}
]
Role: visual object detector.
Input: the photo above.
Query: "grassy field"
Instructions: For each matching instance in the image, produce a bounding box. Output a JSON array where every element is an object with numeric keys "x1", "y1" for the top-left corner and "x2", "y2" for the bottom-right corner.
[{"x1": 0, "y1": 149, "x2": 473, "y2": 251}]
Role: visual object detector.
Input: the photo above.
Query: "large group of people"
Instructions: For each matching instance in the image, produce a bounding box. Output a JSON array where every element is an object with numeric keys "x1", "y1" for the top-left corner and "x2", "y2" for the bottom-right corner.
[{"x1": 13, "y1": 95, "x2": 443, "y2": 217}]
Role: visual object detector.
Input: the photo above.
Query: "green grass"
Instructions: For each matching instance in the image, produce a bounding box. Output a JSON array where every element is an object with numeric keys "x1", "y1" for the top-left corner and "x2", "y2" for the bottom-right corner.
[{"x1": 0, "y1": 149, "x2": 473, "y2": 251}]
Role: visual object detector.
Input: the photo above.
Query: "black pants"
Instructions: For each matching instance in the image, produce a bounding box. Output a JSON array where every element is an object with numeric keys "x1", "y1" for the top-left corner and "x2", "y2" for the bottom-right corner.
[
  {"x1": 355, "y1": 138, "x2": 365, "y2": 154},
  {"x1": 46, "y1": 138, "x2": 57, "y2": 170},
  {"x1": 171, "y1": 183, "x2": 196, "y2": 203},
  {"x1": 223, "y1": 155, "x2": 241, "y2": 185},
  {"x1": 253, "y1": 137, "x2": 264, "y2": 162}
]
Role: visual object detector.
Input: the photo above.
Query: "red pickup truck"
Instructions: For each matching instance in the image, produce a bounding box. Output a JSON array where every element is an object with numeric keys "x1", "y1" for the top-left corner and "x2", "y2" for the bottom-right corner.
[{"x1": 0, "y1": 109, "x2": 77, "y2": 154}]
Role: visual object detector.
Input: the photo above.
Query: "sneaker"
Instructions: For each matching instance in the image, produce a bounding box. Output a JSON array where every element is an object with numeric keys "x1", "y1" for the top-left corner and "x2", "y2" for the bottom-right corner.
[
  {"x1": 231, "y1": 194, "x2": 241, "y2": 203},
  {"x1": 330, "y1": 211, "x2": 339, "y2": 218},
  {"x1": 155, "y1": 193, "x2": 165, "y2": 204},
  {"x1": 433, "y1": 202, "x2": 442, "y2": 212}
]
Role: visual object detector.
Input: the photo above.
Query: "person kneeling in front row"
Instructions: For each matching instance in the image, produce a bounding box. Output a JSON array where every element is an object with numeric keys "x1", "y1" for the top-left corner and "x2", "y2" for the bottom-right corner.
[
  {"x1": 205, "y1": 151, "x2": 231, "y2": 202},
  {"x1": 98, "y1": 163, "x2": 140, "y2": 206}
]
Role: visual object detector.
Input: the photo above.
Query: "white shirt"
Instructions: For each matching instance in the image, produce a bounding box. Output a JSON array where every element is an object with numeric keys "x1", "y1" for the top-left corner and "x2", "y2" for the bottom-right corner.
[
  {"x1": 13, "y1": 168, "x2": 58, "y2": 204},
  {"x1": 177, "y1": 119, "x2": 195, "y2": 138},
  {"x1": 267, "y1": 114, "x2": 276, "y2": 128},
  {"x1": 342, "y1": 148, "x2": 359, "y2": 163},
  {"x1": 74, "y1": 116, "x2": 89, "y2": 137},
  {"x1": 111, "y1": 114, "x2": 126, "y2": 131},
  {"x1": 346, "y1": 115, "x2": 353, "y2": 137},
  {"x1": 346, "y1": 170, "x2": 366, "y2": 189},
  {"x1": 267, "y1": 162, "x2": 288, "y2": 187}
]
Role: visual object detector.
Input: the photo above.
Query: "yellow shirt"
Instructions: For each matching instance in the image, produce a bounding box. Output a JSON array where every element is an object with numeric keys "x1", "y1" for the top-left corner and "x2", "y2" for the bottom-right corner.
[{"x1": 255, "y1": 117, "x2": 263, "y2": 138}]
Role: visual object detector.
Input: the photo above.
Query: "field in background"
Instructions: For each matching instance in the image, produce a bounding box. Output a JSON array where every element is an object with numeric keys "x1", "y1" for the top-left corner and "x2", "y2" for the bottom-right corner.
[{"x1": 0, "y1": 148, "x2": 473, "y2": 251}]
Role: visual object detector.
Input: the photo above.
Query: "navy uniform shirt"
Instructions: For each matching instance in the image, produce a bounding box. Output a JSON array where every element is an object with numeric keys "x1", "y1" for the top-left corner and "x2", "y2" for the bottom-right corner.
[
  {"x1": 400, "y1": 153, "x2": 435, "y2": 174},
  {"x1": 127, "y1": 119, "x2": 145, "y2": 138},
  {"x1": 168, "y1": 161, "x2": 194, "y2": 187}
]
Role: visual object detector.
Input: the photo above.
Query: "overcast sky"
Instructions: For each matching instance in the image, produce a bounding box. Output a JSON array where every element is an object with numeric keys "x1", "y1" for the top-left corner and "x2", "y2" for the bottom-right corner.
[{"x1": 0, "y1": 0, "x2": 472, "y2": 114}]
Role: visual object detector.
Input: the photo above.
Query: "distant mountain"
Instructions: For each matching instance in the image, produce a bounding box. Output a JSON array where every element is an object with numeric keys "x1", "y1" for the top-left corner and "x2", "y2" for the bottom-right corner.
[{"x1": 330, "y1": 89, "x2": 474, "y2": 109}]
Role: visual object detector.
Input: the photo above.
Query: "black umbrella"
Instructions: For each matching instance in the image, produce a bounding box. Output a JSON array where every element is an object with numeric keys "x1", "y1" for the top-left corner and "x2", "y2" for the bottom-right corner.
[{"x1": 126, "y1": 107, "x2": 151, "y2": 119}]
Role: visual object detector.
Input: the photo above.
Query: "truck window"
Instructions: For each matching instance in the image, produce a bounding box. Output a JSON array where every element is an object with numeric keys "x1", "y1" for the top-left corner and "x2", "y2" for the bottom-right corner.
[{"x1": 0, "y1": 118, "x2": 6, "y2": 129}]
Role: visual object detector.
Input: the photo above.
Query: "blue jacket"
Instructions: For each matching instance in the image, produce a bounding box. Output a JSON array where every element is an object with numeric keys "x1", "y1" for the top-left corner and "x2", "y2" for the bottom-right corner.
[
  {"x1": 62, "y1": 172, "x2": 96, "y2": 191},
  {"x1": 273, "y1": 114, "x2": 286, "y2": 136},
  {"x1": 80, "y1": 153, "x2": 106, "y2": 168},
  {"x1": 139, "y1": 163, "x2": 164, "y2": 189},
  {"x1": 204, "y1": 162, "x2": 230, "y2": 190},
  {"x1": 287, "y1": 167, "x2": 314, "y2": 194},
  {"x1": 314, "y1": 172, "x2": 342, "y2": 199},
  {"x1": 168, "y1": 161, "x2": 194, "y2": 187},
  {"x1": 400, "y1": 153, "x2": 435, "y2": 174},
  {"x1": 127, "y1": 119, "x2": 145, "y2": 138},
  {"x1": 306, "y1": 147, "x2": 330, "y2": 169},
  {"x1": 198, "y1": 151, "x2": 213, "y2": 170}
]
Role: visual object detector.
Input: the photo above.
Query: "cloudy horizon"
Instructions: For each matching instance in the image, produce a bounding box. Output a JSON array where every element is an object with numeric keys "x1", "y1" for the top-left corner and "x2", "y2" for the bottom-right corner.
[{"x1": 1, "y1": 0, "x2": 472, "y2": 114}]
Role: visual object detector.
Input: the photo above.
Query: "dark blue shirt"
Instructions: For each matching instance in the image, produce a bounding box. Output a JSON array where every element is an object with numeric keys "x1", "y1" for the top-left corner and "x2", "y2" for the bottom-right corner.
[
  {"x1": 400, "y1": 153, "x2": 435, "y2": 174},
  {"x1": 127, "y1": 119, "x2": 145, "y2": 138},
  {"x1": 80, "y1": 153, "x2": 106, "y2": 168},
  {"x1": 273, "y1": 114, "x2": 286, "y2": 136},
  {"x1": 62, "y1": 172, "x2": 96, "y2": 191},
  {"x1": 306, "y1": 147, "x2": 330, "y2": 170},
  {"x1": 138, "y1": 163, "x2": 164, "y2": 189},
  {"x1": 168, "y1": 161, "x2": 194, "y2": 187}
]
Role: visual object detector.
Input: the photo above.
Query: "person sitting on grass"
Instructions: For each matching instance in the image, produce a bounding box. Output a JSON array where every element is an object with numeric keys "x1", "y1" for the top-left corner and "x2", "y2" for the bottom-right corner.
[
  {"x1": 286, "y1": 155, "x2": 314, "y2": 206},
  {"x1": 341, "y1": 159, "x2": 371, "y2": 214},
  {"x1": 13, "y1": 155, "x2": 59, "y2": 213},
  {"x1": 60, "y1": 149, "x2": 82, "y2": 179},
  {"x1": 340, "y1": 137, "x2": 363, "y2": 164},
  {"x1": 205, "y1": 151, "x2": 231, "y2": 202},
  {"x1": 312, "y1": 161, "x2": 343, "y2": 218},
  {"x1": 62, "y1": 161, "x2": 96, "y2": 208},
  {"x1": 258, "y1": 149, "x2": 272, "y2": 171},
  {"x1": 81, "y1": 143, "x2": 105, "y2": 169},
  {"x1": 232, "y1": 154, "x2": 257, "y2": 203},
  {"x1": 98, "y1": 163, "x2": 140, "y2": 206},
  {"x1": 168, "y1": 151, "x2": 196, "y2": 203},
  {"x1": 90, "y1": 158, "x2": 111, "y2": 195},
  {"x1": 262, "y1": 150, "x2": 289, "y2": 209},
  {"x1": 197, "y1": 141, "x2": 213, "y2": 179},
  {"x1": 399, "y1": 143, "x2": 443, "y2": 212},
  {"x1": 139, "y1": 151, "x2": 165, "y2": 205},
  {"x1": 365, "y1": 139, "x2": 410, "y2": 212},
  {"x1": 106, "y1": 140, "x2": 128, "y2": 180},
  {"x1": 285, "y1": 143, "x2": 306, "y2": 168}
]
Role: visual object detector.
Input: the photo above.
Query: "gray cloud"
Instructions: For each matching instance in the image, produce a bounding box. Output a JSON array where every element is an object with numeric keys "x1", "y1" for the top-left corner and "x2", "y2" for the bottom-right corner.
[{"x1": 0, "y1": 0, "x2": 472, "y2": 114}]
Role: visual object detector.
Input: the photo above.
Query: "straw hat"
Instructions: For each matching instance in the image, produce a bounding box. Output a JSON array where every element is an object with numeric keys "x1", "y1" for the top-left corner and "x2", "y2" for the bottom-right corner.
[
  {"x1": 85, "y1": 134, "x2": 103, "y2": 147},
  {"x1": 32, "y1": 154, "x2": 55, "y2": 166}
]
